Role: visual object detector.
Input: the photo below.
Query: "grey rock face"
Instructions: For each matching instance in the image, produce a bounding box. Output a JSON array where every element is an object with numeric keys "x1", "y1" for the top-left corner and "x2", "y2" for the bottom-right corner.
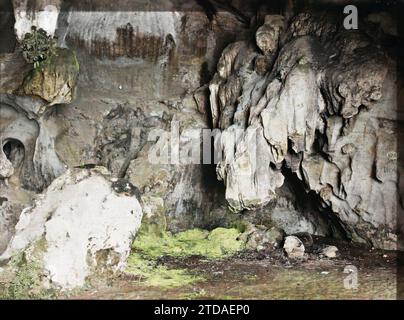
[
  {"x1": 0, "y1": 200, "x2": 25, "y2": 254},
  {"x1": 123, "y1": 99, "x2": 220, "y2": 232},
  {"x1": 1, "y1": 3, "x2": 400, "y2": 263},
  {"x1": 95, "y1": 104, "x2": 154, "y2": 178},
  {"x1": 256, "y1": 15, "x2": 286, "y2": 57},
  {"x1": 0, "y1": 96, "x2": 66, "y2": 192},
  {"x1": 12, "y1": 0, "x2": 61, "y2": 40},
  {"x1": 0, "y1": 149, "x2": 14, "y2": 179},
  {"x1": 1, "y1": 1, "x2": 253, "y2": 243},
  {"x1": 20, "y1": 48, "x2": 79, "y2": 109},
  {"x1": 57, "y1": 4, "x2": 250, "y2": 100},
  {"x1": 0, "y1": 57, "x2": 75, "y2": 255},
  {"x1": 209, "y1": 13, "x2": 400, "y2": 249}
]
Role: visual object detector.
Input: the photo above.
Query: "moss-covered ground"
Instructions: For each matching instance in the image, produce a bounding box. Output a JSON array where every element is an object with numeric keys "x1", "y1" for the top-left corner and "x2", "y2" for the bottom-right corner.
[{"x1": 125, "y1": 227, "x2": 246, "y2": 288}]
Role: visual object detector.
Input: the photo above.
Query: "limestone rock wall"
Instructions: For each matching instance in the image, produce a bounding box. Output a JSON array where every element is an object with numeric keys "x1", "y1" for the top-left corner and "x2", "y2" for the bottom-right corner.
[
  {"x1": 56, "y1": 1, "x2": 250, "y2": 100},
  {"x1": 1, "y1": 1, "x2": 401, "y2": 260},
  {"x1": 209, "y1": 12, "x2": 400, "y2": 249}
]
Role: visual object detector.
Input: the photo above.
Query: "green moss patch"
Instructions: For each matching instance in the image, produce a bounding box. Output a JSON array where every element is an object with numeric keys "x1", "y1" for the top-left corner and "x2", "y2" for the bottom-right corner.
[
  {"x1": 125, "y1": 227, "x2": 246, "y2": 289},
  {"x1": 125, "y1": 253, "x2": 203, "y2": 288},
  {"x1": 132, "y1": 227, "x2": 245, "y2": 260},
  {"x1": 0, "y1": 252, "x2": 56, "y2": 300},
  {"x1": 0, "y1": 236, "x2": 58, "y2": 300}
]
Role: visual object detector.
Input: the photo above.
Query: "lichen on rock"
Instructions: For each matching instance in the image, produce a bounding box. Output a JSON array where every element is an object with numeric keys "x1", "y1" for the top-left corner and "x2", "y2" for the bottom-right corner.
[{"x1": 0, "y1": 236, "x2": 57, "y2": 299}]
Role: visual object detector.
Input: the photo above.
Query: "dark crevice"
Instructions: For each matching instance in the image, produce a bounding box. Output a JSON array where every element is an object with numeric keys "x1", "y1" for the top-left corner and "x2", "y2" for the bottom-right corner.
[
  {"x1": 195, "y1": 0, "x2": 217, "y2": 21},
  {"x1": 3, "y1": 139, "x2": 25, "y2": 170},
  {"x1": 0, "y1": 0, "x2": 16, "y2": 53},
  {"x1": 209, "y1": 0, "x2": 251, "y2": 26},
  {"x1": 0, "y1": 196, "x2": 7, "y2": 206},
  {"x1": 281, "y1": 165, "x2": 349, "y2": 240},
  {"x1": 312, "y1": 129, "x2": 329, "y2": 159}
]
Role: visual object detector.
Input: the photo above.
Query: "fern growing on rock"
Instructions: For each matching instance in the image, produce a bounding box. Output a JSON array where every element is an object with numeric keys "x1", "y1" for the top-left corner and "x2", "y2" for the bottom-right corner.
[{"x1": 20, "y1": 26, "x2": 57, "y2": 69}]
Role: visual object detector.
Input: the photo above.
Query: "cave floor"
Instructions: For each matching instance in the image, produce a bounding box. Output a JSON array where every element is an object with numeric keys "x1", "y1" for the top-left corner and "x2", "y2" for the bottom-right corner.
[{"x1": 70, "y1": 238, "x2": 397, "y2": 300}]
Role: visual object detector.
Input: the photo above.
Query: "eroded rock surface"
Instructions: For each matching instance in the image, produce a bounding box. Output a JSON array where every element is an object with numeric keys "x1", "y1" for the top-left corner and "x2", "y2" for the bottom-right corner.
[
  {"x1": 57, "y1": 2, "x2": 250, "y2": 99},
  {"x1": 0, "y1": 168, "x2": 143, "y2": 290},
  {"x1": 1, "y1": 1, "x2": 256, "y2": 244},
  {"x1": 0, "y1": 95, "x2": 65, "y2": 192},
  {"x1": 242, "y1": 223, "x2": 284, "y2": 252},
  {"x1": 209, "y1": 13, "x2": 399, "y2": 249},
  {"x1": 0, "y1": 2, "x2": 401, "y2": 297},
  {"x1": 322, "y1": 245, "x2": 338, "y2": 258}
]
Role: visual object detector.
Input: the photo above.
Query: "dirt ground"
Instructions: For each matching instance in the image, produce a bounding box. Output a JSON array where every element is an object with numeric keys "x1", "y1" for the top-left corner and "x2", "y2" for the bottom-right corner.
[{"x1": 69, "y1": 237, "x2": 398, "y2": 300}]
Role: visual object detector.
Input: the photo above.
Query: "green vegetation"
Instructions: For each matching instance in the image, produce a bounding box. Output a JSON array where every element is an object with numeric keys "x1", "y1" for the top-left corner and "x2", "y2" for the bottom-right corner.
[
  {"x1": 0, "y1": 252, "x2": 56, "y2": 300},
  {"x1": 126, "y1": 253, "x2": 203, "y2": 288},
  {"x1": 19, "y1": 26, "x2": 79, "y2": 106},
  {"x1": 132, "y1": 227, "x2": 245, "y2": 260},
  {"x1": 6, "y1": 253, "x2": 43, "y2": 299},
  {"x1": 0, "y1": 222, "x2": 246, "y2": 293},
  {"x1": 0, "y1": 237, "x2": 57, "y2": 300},
  {"x1": 20, "y1": 26, "x2": 57, "y2": 69},
  {"x1": 125, "y1": 227, "x2": 246, "y2": 288}
]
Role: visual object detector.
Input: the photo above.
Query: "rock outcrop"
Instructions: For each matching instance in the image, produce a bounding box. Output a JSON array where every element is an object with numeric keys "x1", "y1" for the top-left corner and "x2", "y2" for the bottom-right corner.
[
  {"x1": 2, "y1": 0, "x2": 270, "y2": 247},
  {"x1": 0, "y1": 168, "x2": 143, "y2": 290},
  {"x1": 21, "y1": 47, "x2": 79, "y2": 108},
  {"x1": 1, "y1": 5, "x2": 80, "y2": 254},
  {"x1": 209, "y1": 12, "x2": 399, "y2": 249},
  {"x1": 322, "y1": 245, "x2": 338, "y2": 258},
  {"x1": 1, "y1": 0, "x2": 401, "y2": 280},
  {"x1": 242, "y1": 223, "x2": 284, "y2": 251}
]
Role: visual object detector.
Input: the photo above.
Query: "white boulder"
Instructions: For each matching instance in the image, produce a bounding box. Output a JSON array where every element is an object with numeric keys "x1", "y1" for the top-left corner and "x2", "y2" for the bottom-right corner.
[
  {"x1": 0, "y1": 168, "x2": 143, "y2": 290},
  {"x1": 283, "y1": 235, "x2": 305, "y2": 259},
  {"x1": 322, "y1": 245, "x2": 338, "y2": 258}
]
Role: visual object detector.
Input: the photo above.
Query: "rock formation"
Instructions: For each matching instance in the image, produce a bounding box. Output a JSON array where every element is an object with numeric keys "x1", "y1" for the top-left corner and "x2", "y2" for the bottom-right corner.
[
  {"x1": 0, "y1": 1, "x2": 250, "y2": 290},
  {"x1": 283, "y1": 235, "x2": 305, "y2": 259},
  {"x1": 0, "y1": 168, "x2": 143, "y2": 290},
  {"x1": 0, "y1": 0, "x2": 402, "y2": 295},
  {"x1": 209, "y1": 12, "x2": 399, "y2": 249},
  {"x1": 21, "y1": 47, "x2": 79, "y2": 108}
]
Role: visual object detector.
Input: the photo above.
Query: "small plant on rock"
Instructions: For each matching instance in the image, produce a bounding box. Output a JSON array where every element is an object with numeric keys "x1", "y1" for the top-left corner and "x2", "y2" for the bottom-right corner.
[{"x1": 20, "y1": 26, "x2": 57, "y2": 69}]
